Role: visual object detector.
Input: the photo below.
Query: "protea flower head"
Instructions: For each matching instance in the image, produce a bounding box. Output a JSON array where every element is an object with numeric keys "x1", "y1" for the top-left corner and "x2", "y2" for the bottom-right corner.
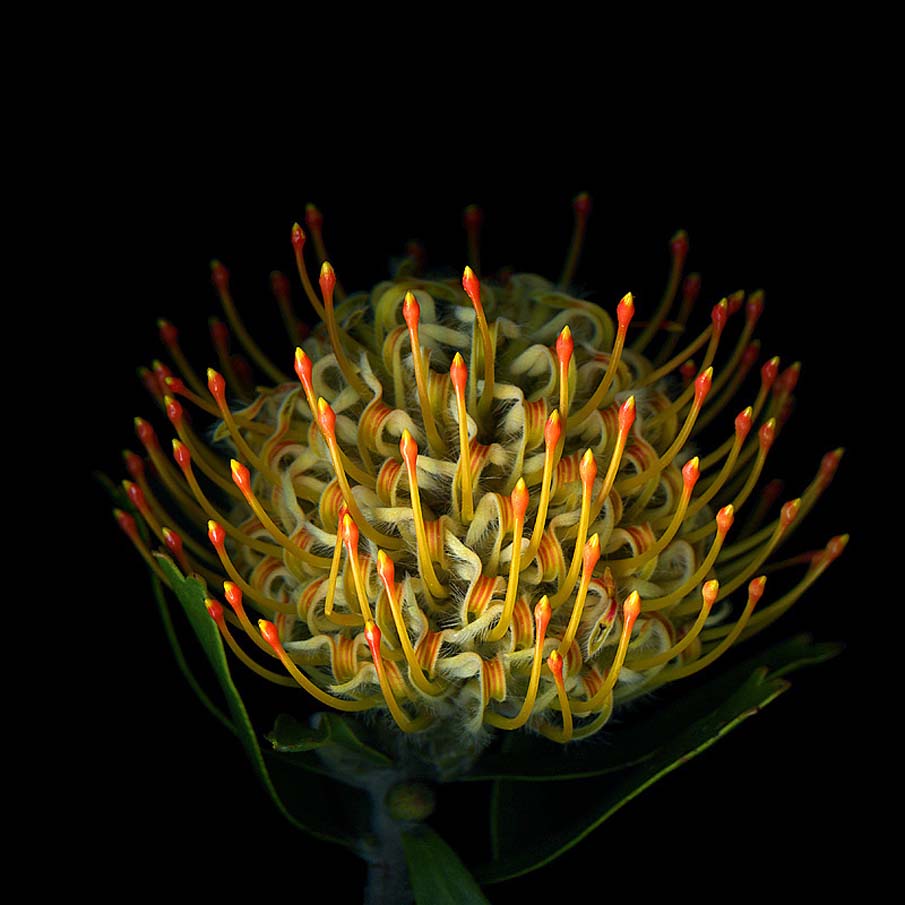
[{"x1": 113, "y1": 195, "x2": 846, "y2": 776}]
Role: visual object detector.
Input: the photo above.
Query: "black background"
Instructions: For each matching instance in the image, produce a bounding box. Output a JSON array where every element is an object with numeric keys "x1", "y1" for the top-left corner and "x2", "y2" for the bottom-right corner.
[{"x1": 74, "y1": 128, "x2": 862, "y2": 900}]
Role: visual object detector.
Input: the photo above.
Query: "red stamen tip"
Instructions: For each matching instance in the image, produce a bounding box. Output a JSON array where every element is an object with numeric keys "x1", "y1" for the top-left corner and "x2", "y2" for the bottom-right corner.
[
  {"x1": 759, "y1": 418, "x2": 777, "y2": 451},
  {"x1": 305, "y1": 203, "x2": 324, "y2": 231},
  {"x1": 547, "y1": 649, "x2": 564, "y2": 680},
  {"x1": 259, "y1": 619, "x2": 282, "y2": 651},
  {"x1": 544, "y1": 410, "x2": 562, "y2": 449},
  {"x1": 210, "y1": 260, "x2": 229, "y2": 291},
  {"x1": 134, "y1": 417, "x2": 159, "y2": 450},
  {"x1": 400, "y1": 428, "x2": 418, "y2": 467},
  {"x1": 761, "y1": 356, "x2": 780, "y2": 389},
  {"x1": 511, "y1": 477, "x2": 529, "y2": 521},
  {"x1": 270, "y1": 270, "x2": 290, "y2": 297},
  {"x1": 670, "y1": 230, "x2": 689, "y2": 260},
  {"x1": 450, "y1": 352, "x2": 468, "y2": 394},
  {"x1": 619, "y1": 396, "x2": 636, "y2": 432},
  {"x1": 780, "y1": 499, "x2": 801, "y2": 529},
  {"x1": 702, "y1": 579, "x2": 719, "y2": 608},
  {"x1": 209, "y1": 317, "x2": 230, "y2": 350},
  {"x1": 157, "y1": 319, "x2": 179, "y2": 347},
  {"x1": 319, "y1": 261, "x2": 336, "y2": 301},
  {"x1": 164, "y1": 395, "x2": 184, "y2": 425},
  {"x1": 342, "y1": 512, "x2": 359, "y2": 553},
  {"x1": 741, "y1": 342, "x2": 761, "y2": 369},
  {"x1": 172, "y1": 439, "x2": 191, "y2": 470},
  {"x1": 162, "y1": 527, "x2": 183, "y2": 557},
  {"x1": 535, "y1": 595, "x2": 552, "y2": 635},
  {"x1": 223, "y1": 581, "x2": 244, "y2": 612},
  {"x1": 583, "y1": 533, "x2": 601, "y2": 573},
  {"x1": 579, "y1": 449, "x2": 597, "y2": 487},
  {"x1": 122, "y1": 480, "x2": 145, "y2": 510},
  {"x1": 462, "y1": 266, "x2": 482, "y2": 309},
  {"x1": 294, "y1": 348, "x2": 313, "y2": 392},
  {"x1": 114, "y1": 508, "x2": 137, "y2": 538},
  {"x1": 717, "y1": 504, "x2": 735, "y2": 535},
  {"x1": 682, "y1": 456, "x2": 700, "y2": 489},
  {"x1": 616, "y1": 292, "x2": 635, "y2": 331},
  {"x1": 711, "y1": 299, "x2": 729, "y2": 335},
  {"x1": 164, "y1": 376, "x2": 186, "y2": 396},
  {"x1": 623, "y1": 590, "x2": 642, "y2": 628},
  {"x1": 316, "y1": 397, "x2": 337, "y2": 440},
  {"x1": 138, "y1": 366, "x2": 162, "y2": 400},
  {"x1": 819, "y1": 448, "x2": 844, "y2": 487},
  {"x1": 572, "y1": 191, "x2": 592, "y2": 217},
  {"x1": 682, "y1": 273, "x2": 701, "y2": 303},
  {"x1": 735, "y1": 407, "x2": 754, "y2": 440},
  {"x1": 463, "y1": 204, "x2": 483, "y2": 229},
  {"x1": 777, "y1": 363, "x2": 801, "y2": 396},
  {"x1": 122, "y1": 449, "x2": 145, "y2": 480},
  {"x1": 364, "y1": 619, "x2": 382, "y2": 658},
  {"x1": 556, "y1": 325, "x2": 573, "y2": 369},
  {"x1": 402, "y1": 290, "x2": 421, "y2": 331},
  {"x1": 207, "y1": 368, "x2": 227, "y2": 402},
  {"x1": 726, "y1": 290, "x2": 745, "y2": 317},
  {"x1": 748, "y1": 575, "x2": 767, "y2": 605},
  {"x1": 679, "y1": 360, "x2": 697, "y2": 384},
  {"x1": 230, "y1": 459, "x2": 252, "y2": 495},
  {"x1": 825, "y1": 534, "x2": 849, "y2": 562},
  {"x1": 694, "y1": 368, "x2": 713, "y2": 404},
  {"x1": 205, "y1": 597, "x2": 225, "y2": 624},
  {"x1": 207, "y1": 520, "x2": 226, "y2": 549},
  {"x1": 291, "y1": 222, "x2": 306, "y2": 252},
  {"x1": 376, "y1": 549, "x2": 395, "y2": 589},
  {"x1": 746, "y1": 290, "x2": 765, "y2": 325}
]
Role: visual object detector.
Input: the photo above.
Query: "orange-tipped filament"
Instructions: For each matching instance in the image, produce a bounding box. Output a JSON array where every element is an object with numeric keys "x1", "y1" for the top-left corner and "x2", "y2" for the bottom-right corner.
[
  {"x1": 486, "y1": 478, "x2": 529, "y2": 643},
  {"x1": 450, "y1": 352, "x2": 474, "y2": 522}
]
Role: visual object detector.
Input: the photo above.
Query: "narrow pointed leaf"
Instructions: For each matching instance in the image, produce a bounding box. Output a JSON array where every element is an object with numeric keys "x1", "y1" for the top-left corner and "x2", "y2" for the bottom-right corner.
[{"x1": 401, "y1": 825, "x2": 492, "y2": 905}]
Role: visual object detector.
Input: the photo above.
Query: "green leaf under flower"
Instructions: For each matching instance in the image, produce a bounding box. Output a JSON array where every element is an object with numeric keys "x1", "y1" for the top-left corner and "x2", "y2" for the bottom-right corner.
[{"x1": 401, "y1": 824, "x2": 492, "y2": 905}]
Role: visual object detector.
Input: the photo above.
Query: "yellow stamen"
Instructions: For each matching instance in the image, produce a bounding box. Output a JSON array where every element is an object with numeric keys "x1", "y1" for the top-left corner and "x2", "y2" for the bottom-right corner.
[
  {"x1": 462, "y1": 266, "x2": 495, "y2": 425},
  {"x1": 558, "y1": 534, "x2": 601, "y2": 655},
  {"x1": 549, "y1": 449, "x2": 596, "y2": 606},
  {"x1": 341, "y1": 513, "x2": 374, "y2": 624},
  {"x1": 544, "y1": 650, "x2": 573, "y2": 743},
  {"x1": 524, "y1": 411, "x2": 561, "y2": 563},
  {"x1": 450, "y1": 353, "x2": 474, "y2": 523},
  {"x1": 587, "y1": 397, "x2": 635, "y2": 526},
  {"x1": 402, "y1": 291, "x2": 446, "y2": 456},
  {"x1": 319, "y1": 261, "x2": 370, "y2": 400},
  {"x1": 632, "y1": 230, "x2": 688, "y2": 355},
  {"x1": 486, "y1": 478, "x2": 529, "y2": 643}
]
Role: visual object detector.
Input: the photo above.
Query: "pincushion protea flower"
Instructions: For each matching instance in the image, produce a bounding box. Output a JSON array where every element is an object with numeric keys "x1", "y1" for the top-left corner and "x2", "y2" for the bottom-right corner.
[{"x1": 110, "y1": 195, "x2": 846, "y2": 900}]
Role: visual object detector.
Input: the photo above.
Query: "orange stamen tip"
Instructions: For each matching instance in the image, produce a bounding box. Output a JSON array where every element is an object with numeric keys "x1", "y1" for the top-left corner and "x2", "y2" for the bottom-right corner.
[
  {"x1": 462, "y1": 266, "x2": 481, "y2": 307},
  {"x1": 544, "y1": 410, "x2": 562, "y2": 448},
  {"x1": 207, "y1": 368, "x2": 227, "y2": 401},
  {"x1": 316, "y1": 397, "x2": 337, "y2": 439},
  {"x1": 164, "y1": 395, "x2": 184, "y2": 425},
  {"x1": 294, "y1": 347, "x2": 313, "y2": 388},
  {"x1": 735, "y1": 407, "x2": 754, "y2": 439},
  {"x1": 210, "y1": 260, "x2": 229, "y2": 291},
  {"x1": 746, "y1": 290, "x2": 765, "y2": 324},
  {"x1": 619, "y1": 396, "x2": 636, "y2": 431},
  {"x1": 122, "y1": 479, "x2": 144, "y2": 507},
  {"x1": 157, "y1": 319, "x2": 178, "y2": 346},
  {"x1": 572, "y1": 192, "x2": 592, "y2": 216},
  {"x1": 819, "y1": 448, "x2": 844, "y2": 486},
  {"x1": 204, "y1": 597, "x2": 225, "y2": 623},
  {"x1": 511, "y1": 478, "x2": 529, "y2": 520},
  {"x1": 114, "y1": 507, "x2": 137, "y2": 536},
  {"x1": 535, "y1": 595, "x2": 552, "y2": 632},
  {"x1": 748, "y1": 575, "x2": 767, "y2": 604},
  {"x1": 780, "y1": 499, "x2": 801, "y2": 529},
  {"x1": 342, "y1": 512, "x2": 359, "y2": 552},
  {"x1": 259, "y1": 619, "x2": 282, "y2": 650},
  {"x1": 319, "y1": 260, "x2": 336, "y2": 296},
  {"x1": 670, "y1": 230, "x2": 690, "y2": 258},
  {"x1": 400, "y1": 428, "x2": 418, "y2": 465},
  {"x1": 679, "y1": 361, "x2": 697, "y2": 383},
  {"x1": 702, "y1": 579, "x2": 719, "y2": 607},
  {"x1": 450, "y1": 352, "x2": 468, "y2": 393},
  {"x1": 230, "y1": 459, "x2": 252, "y2": 494},
  {"x1": 402, "y1": 290, "x2": 420, "y2": 330},
  {"x1": 623, "y1": 590, "x2": 642, "y2": 624},
  {"x1": 134, "y1": 417, "x2": 159, "y2": 450},
  {"x1": 122, "y1": 450, "x2": 145, "y2": 480},
  {"x1": 579, "y1": 449, "x2": 597, "y2": 486},
  {"x1": 556, "y1": 326, "x2": 574, "y2": 367},
  {"x1": 583, "y1": 533, "x2": 601, "y2": 572},
  {"x1": 759, "y1": 418, "x2": 777, "y2": 450},
  {"x1": 711, "y1": 299, "x2": 729, "y2": 334},
  {"x1": 547, "y1": 649, "x2": 565, "y2": 680},
  {"x1": 683, "y1": 273, "x2": 702, "y2": 299},
  {"x1": 682, "y1": 456, "x2": 700, "y2": 488},
  {"x1": 463, "y1": 204, "x2": 483, "y2": 228},
  {"x1": 291, "y1": 222, "x2": 306, "y2": 251},
  {"x1": 164, "y1": 376, "x2": 186, "y2": 396},
  {"x1": 364, "y1": 619, "x2": 382, "y2": 655},
  {"x1": 207, "y1": 520, "x2": 226, "y2": 548},
  {"x1": 223, "y1": 581, "x2": 243, "y2": 611},
  {"x1": 305, "y1": 203, "x2": 324, "y2": 230},
  {"x1": 717, "y1": 505, "x2": 735, "y2": 535},
  {"x1": 376, "y1": 548, "x2": 395, "y2": 586},
  {"x1": 777, "y1": 363, "x2": 801, "y2": 395},
  {"x1": 162, "y1": 527, "x2": 182, "y2": 556},
  {"x1": 761, "y1": 356, "x2": 780, "y2": 388},
  {"x1": 616, "y1": 292, "x2": 635, "y2": 330},
  {"x1": 826, "y1": 534, "x2": 849, "y2": 561},
  {"x1": 741, "y1": 342, "x2": 761, "y2": 369},
  {"x1": 694, "y1": 368, "x2": 713, "y2": 403},
  {"x1": 172, "y1": 438, "x2": 191, "y2": 470}
]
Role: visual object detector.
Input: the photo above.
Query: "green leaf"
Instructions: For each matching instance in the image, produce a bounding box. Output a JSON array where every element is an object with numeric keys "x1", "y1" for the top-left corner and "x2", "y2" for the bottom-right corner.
[
  {"x1": 156, "y1": 555, "x2": 365, "y2": 849},
  {"x1": 477, "y1": 667, "x2": 790, "y2": 884},
  {"x1": 463, "y1": 633, "x2": 841, "y2": 783},
  {"x1": 401, "y1": 825, "x2": 492, "y2": 905},
  {"x1": 267, "y1": 713, "x2": 331, "y2": 752}
]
